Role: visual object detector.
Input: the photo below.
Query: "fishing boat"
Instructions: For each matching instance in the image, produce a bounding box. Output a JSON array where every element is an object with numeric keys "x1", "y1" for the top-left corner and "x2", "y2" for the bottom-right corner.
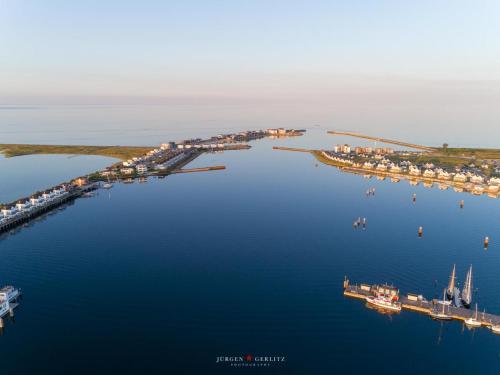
[
  {"x1": 430, "y1": 290, "x2": 452, "y2": 320},
  {"x1": 461, "y1": 265, "x2": 473, "y2": 308},
  {"x1": 464, "y1": 303, "x2": 481, "y2": 328}
]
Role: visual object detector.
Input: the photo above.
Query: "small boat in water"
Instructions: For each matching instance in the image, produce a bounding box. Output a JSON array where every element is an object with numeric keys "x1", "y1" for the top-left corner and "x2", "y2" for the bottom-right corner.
[{"x1": 102, "y1": 176, "x2": 113, "y2": 189}]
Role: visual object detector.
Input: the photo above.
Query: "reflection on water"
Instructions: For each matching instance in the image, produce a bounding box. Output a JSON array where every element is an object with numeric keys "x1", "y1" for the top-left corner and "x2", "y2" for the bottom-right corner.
[{"x1": 0, "y1": 132, "x2": 499, "y2": 374}]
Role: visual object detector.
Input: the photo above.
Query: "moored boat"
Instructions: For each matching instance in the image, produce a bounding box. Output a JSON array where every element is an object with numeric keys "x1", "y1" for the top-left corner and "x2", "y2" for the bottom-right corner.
[
  {"x1": 461, "y1": 265, "x2": 473, "y2": 308},
  {"x1": 430, "y1": 289, "x2": 452, "y2": 320},
  {"x1": 365, "y1": 284, "x2": 401, "y2": 312},
  {"x1": 464, "y1": 304, "x2": 481, "y2": 328},
  {"x1": 365, "y1": 295, "x2": 402, "y2": 312}
]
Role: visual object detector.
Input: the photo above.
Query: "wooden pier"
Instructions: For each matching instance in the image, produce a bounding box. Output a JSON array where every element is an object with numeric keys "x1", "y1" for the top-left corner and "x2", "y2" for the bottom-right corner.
[{"x1": 344, "y1": 280, "x2": 500, "y2": 330}]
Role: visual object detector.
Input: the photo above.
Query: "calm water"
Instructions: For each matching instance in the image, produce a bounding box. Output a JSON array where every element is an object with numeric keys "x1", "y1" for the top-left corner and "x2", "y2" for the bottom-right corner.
[
  {"x1": 0, "y1": 154, "x2": 116, "y2": 203},
  {"x1": 0, "y1": 132, "x2": 499, "y2": 374}
]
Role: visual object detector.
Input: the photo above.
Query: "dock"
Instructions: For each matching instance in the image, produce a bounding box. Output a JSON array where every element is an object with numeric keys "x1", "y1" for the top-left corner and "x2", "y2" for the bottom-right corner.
[{"x1": 344, "y1": 280, "x2": 500, "y2": 330}]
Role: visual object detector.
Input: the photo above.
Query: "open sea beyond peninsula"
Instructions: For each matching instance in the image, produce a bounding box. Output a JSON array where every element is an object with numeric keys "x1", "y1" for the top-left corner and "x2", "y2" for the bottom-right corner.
[{"x1": 0, "y1": 105, "x2": 499, "y2": 374}]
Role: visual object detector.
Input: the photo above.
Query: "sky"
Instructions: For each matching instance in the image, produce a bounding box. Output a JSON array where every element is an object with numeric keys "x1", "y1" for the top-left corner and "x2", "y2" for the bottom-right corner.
[{"x1": 0, "y1": 0, "x2": 500, "y2": 142}]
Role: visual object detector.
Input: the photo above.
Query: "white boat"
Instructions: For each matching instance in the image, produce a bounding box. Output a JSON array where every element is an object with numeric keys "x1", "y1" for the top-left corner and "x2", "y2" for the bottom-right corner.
[
  {"x1": 490, "y1": 325, "x2": 500, "y2": 334},
  {"x1": 365, "y1": 295, "x2": 402, "y2": 312},
  {"x1": 102, "y1": 176, "x2": 113, "y2": 189},
  {"x1": 464, "y1": 304, "x2": 481, "y2": 328}
]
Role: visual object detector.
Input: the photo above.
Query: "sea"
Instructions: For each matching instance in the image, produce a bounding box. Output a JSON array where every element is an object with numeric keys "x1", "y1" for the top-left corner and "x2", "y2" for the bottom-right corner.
[{"x1": 0, "y1": 105, "x2": 499, "y2": 374}]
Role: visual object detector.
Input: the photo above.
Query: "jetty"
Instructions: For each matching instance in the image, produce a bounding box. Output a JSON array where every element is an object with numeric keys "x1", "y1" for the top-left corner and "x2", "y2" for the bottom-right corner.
[
  {"x1": 170, "y1": 166, "x2": 226, "y2": 174},
  {"x1": 343, "y1": 279, "x2": 500, "y2": 331},
  {"x1": 328, "y1": 131, "x2": 436, "y2": 151}
]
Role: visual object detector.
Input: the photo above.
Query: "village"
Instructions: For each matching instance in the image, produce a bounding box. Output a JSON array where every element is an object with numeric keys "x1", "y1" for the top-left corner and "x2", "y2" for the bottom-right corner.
[
  {"x1": 319, "y1": 144, "x2": 500, "y2": 198},
  {"x1": 0, "y1": 128, "x2": 304, "y2": 234}
]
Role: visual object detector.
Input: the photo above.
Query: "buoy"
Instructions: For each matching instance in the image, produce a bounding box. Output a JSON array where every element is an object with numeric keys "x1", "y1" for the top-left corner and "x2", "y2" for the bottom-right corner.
[
  {"x1": 460, "y1": 200, "x2": 464, "y2": 209},
  {"x1": 418, "y1": 226, "x2": 423, "y2": 237},
  {"x1": 484, "y1": 237, "x2": 489, "y2": 249},
  {"x1": 413, "y1": 193, "x2": 417, "y2": 203}
]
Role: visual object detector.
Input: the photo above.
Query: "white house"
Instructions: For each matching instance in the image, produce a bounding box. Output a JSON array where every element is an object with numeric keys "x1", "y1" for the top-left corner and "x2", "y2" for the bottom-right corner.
[
  {"x1": 409, "y1": 166, "x2": 421, "y2": 176},
  {"x1": 489, "y1": 177, "x2": 500, "y2": 186},
  {"x1": 453, "y1": 173, "x2": 467, "y2": 182},
  {"x1": 136, "y1": 164, "x2": 148, "y2": 174},
  {"x1": 470, "y1": 175, "x2": 484, "y2": 184},
  {"x1": 423, "y1": 169, "x2": 436, "y2": 178}
]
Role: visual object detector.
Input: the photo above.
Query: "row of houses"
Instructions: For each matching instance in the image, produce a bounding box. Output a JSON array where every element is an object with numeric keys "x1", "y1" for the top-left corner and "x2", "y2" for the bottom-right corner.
[
  {"x1": 325, "y1": 149, "x2": 500, "y2": 193},
  {"x1": 333, "y1": 144, "x2": 394, "y2": 155},
  {"x1": 0, "y1": 186, "x2": 69, "y2": 221}
]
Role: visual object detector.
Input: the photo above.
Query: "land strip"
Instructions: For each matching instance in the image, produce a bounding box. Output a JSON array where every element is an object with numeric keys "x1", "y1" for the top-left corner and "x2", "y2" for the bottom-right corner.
[
  {"x1": 0, "y1": 144, "x2": 153, "y2": 160},
  {"x1": 327, "y1": 131, "x2": 436, "y2": 151}
]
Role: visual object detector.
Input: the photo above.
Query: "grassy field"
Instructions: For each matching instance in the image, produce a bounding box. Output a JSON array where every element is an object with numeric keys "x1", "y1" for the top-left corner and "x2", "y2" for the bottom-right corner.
[
  {"x1": 436, "y1": 147, "x2": 500, "y2": 160},
  {"x1": 0, "y1": 144, "x2": 153, "y2": 160}
]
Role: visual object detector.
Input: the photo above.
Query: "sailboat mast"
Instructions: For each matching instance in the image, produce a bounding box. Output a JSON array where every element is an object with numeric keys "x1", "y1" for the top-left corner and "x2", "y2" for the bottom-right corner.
[
  {"x1": 447, "y1": 264, "x2": 456, "y2": 296},
  {"x1": 442, "y1": 289, "x2": 446, "y2": 314}
]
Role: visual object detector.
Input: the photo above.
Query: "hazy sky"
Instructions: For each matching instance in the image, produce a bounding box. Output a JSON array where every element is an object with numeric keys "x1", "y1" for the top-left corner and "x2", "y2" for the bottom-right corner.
[{"x1": 1, "y1": 0, "x2": 500, "y2": 111}]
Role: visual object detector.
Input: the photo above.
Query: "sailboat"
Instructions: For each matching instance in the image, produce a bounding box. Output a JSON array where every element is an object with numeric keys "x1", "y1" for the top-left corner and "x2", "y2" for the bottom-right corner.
[
  {"x1": 103, "y1": 175, "x2": 113, "y2": 189},
  {"x1": 461, "y1": 265, "x2": 473, "y2": 308},
  {"x1": 464, "y1": 303, "x2": 481, "y2": 328},
  {"x1": 446, "y1": 264, "x2": 456, "y2": 300},
  {"x1": 430, "y1": 289, "x2": 452, "y2": 320}
]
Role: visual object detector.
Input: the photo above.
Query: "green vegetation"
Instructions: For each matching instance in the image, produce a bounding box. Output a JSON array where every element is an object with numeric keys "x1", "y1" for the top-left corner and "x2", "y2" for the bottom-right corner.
[
  {"x1": 0, "y1": 144, "x2": 153, "y2": 160},
  {"x1": 436, "y1": 147, "x2": 500, "y2": 161}
]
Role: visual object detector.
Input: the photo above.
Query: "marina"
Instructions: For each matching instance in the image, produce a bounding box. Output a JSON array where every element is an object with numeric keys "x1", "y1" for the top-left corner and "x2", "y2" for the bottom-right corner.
[{"x1": 343, "y1": 277, "x2": 500, "y2": 332}]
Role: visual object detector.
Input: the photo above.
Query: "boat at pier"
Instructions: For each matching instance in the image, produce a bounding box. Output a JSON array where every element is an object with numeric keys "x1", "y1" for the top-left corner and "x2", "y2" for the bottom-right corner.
[
  {"x1": 430, "y1": 290, "x2": 452, "y2": 320},
  {"x1": 464, "y1": 304, "x2": 481, "y2": 328},
  {"x1": 446, "y1": 264, "x2": 462, "y2": 307},
  {"x1": 461, "y1": 265, "x2": 473, "y2": 308},
  {"x1": 365, "y1": 284, "x2": 401, "y2": 312}
]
